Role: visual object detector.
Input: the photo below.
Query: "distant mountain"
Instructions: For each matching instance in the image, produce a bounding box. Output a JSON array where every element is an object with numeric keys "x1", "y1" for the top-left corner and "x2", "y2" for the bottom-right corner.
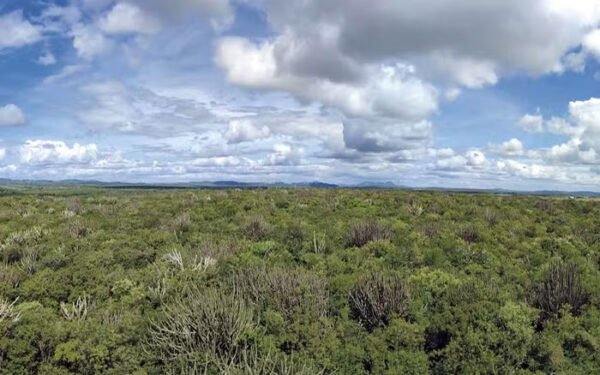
[
  {"x1": 306, "y1": 181, "x2": 338, "y2": 188},
  {"x1": 0, "y1": 178, "x2": 599, "y2": 195},
  {"x1": 355, "y1": 181, "x2": 398, "y2": 188},
  {"x1": 211, "y1": 181, "x2": 252, "y2": 187}
]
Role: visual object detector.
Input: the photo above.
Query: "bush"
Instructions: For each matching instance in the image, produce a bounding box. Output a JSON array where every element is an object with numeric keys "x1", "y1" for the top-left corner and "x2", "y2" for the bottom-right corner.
[
  {"x1": 232, "y1": 266, "x2": 328, "y2": 321},
  {"x1": 484, "y1": 207, "x2": 498, "y2": 226},
  {"x1": 535, "y1": 260, "x2": 589, "y2": 320},
  {"x1": 243, "y1": 216, "x2": 268, "y2": 241},
  {"x1": 346, "y1": 221, "x2": 392, "y2": 248},
  {"x1": 349, "y1": 273, "x2": 409, "y2": 331},
  {"x1": 148, "y1": 287, "x2": 255, "y2": 365},
  {"x1": 216, "y1": 347, "x2": 325, "y2": 375},
  {"x1": 169, "y1": 212, "x2": 192, "y2": 235},
  {"x1": 457, "y1": 225, "x2": 480, "y2": 244}
]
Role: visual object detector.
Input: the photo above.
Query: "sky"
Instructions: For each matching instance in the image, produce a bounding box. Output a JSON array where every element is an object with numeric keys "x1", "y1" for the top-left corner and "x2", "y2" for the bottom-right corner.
[{"x1": 2, "y1": 0, "x2": 600, "y2": 190}]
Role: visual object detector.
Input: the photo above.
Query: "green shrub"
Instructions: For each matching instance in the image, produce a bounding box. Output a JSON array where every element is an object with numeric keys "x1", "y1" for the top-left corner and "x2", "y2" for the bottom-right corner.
[
  {"x1": 232, "y1": 266, "x2": 328, "y2": 321},
  {"x1": 349, "y1": 273, "x2": 409, "y2": 331},
  {"x1": 346, "y1": 221, "x2": 392, "y2": 248},
  {"x1": 147, "y1": 287, "x2": 255, "y2": 365},
  {"x1": 535, "y1": 260, "x2": 589, "y2": 320}
]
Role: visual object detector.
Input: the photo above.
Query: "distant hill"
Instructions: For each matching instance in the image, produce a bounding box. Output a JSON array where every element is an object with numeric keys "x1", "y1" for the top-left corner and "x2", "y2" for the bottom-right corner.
[{"x1": 0, "y1": 178, "x2": 599, "y2": 195}]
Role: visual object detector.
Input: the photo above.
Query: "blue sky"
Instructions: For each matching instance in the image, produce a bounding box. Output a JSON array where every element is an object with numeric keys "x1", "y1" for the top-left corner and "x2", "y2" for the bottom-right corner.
[{"x1": 2, "y1": 0, "x2": 600, "y2": 190}]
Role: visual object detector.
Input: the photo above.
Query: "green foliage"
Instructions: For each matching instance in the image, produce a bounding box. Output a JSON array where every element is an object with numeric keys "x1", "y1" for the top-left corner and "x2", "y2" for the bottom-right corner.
[
  {"x1": 0, "y1": 187, "x2": 599, "y2": 373},
  {"x1": 349, "y1": 272, "x2": 409, "y2": 331},
  {"x1": 535, "y1": 260, "x2": 589, "y2": 320},
  {"x1": 147, "y1": 286, "x2": 255, "y2": 367}
]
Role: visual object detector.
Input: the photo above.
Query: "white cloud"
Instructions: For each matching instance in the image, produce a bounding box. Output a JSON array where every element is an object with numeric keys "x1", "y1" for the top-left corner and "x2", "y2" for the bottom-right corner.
[
  {"x1": 0, "y1": 104, "x2": 26, "y2": 126},
  {"x1": 518, "y1": 114, "x2": 544, "y2": 133},
  {"x1": 429, "y1": 148, "x2": 456, "y2": 158},
  {"x1": 0, "y1": 165, "x2": 17, "y2": 173},
  {"x1": 214, "y1": 0, "x2": 600, "y2": 166},
  {"x1": 37, "y1": 51, "x2": 57, "y2": 66},
  {"x1": 71, "y1": 23, "x2": 113, "y2": 60},
  {"x1": 99, "y1": 2, "x2": 161, "y2": 34},
  {"x1": 224, "y1": 119, "x2": 271, "y2": 144},
  {"x1": 19, "y1": 140, "x2": 98, "y2": 165},
  {"x1": 568, "y1": 98, "x2": 600, "y2": 158},
  {"x1": 216, "y1": 37, "x2": 438, "y2": 121},
  {"x1": 78, "y1": 81, "x2": 213, "y2": 134},
  {"x1": 466, "y1": 149, "x2": 486, "y2": 167},
  {"x1": 546, "y1": 139, "x2": 598, "y2": 163},
  {"x1": 433, "y1": 149, "x2": 487, "y2": 171},
  {"x1": 343, "y1": 118, "x2": 432, "y2": 152},
  {"x1": 245, "y1": 0, "x2": 600, "y2": 88},
  {"x1": 436, "y1": 155, "x2": 467, "y2": 170},
  {"x1": 267, "y1": 143, "x2": 304, "y2": 166},
  {"x1": 0, "y1": 11, "x2": 42, "y2": 49},
  {"x1": 216, "y1": 36, "x2": 438, "y2": 154},
  {"x1": 569, "y1": 97, "x2": 600, "y2": 130},
  {"x1": 583, "y1": 29, "x2": 600, "y2": 58},
  {"x1": 517, "y1": 98, "x2": 600, "y2": 165},
  {"x1": 0, "y1": 148, "x2": 6, "y2": 161},
  {"x1": 490, "y1": 138, "x2": 524, "y2": 156},
  {"x1": 43, "y1": 64, "x2": 87, "y2": 84},
  {"x1": 37, "y1": 4, "x2": 82, "y2": 33},
  {"x1": 546, "y1": 117, "x2": 577, "y2": 135},
  {"x1": 425, "y1": 52, "x2": 498, "y2": 88},
  {"x1": 516, "y1": 113, "x2": 578, "y2": 135},
  {"x1": 444, "y1": 88, "x2": 462, "y2": 102},
  {"x1": 496, "y1": 159, "x2": 568, "y2": 181}
]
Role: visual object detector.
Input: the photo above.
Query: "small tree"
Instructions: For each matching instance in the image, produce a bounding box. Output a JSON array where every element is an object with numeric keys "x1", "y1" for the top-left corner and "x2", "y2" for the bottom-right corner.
[
  {"x1": 148, "y1": 288, "x2": 255, "y2": 365},
  {"x1": 243, "y1": 215, "x2": 268, "y2": 241},
  {"x1": 349, "y1": 273, "x2": 409, "y2": 331},
  {"x1": 232, "y1": 266, "x2": 328, "y2": 321},
  {"x1": 535, "y1": 260, "x2": 588, "y2": 320},
  {"x1": 346, "y1": 221, "x2": 392, "y2": 248}
]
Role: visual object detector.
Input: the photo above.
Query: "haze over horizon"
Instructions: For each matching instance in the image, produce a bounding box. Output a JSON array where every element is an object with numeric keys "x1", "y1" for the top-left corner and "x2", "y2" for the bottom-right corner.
[{"x1": 2, "y1": 0, "x2": 600, "y2": 191}]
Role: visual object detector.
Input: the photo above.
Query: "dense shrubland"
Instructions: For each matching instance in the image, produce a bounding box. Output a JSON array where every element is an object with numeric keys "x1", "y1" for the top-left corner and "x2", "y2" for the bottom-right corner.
[{"x1": 0, "y1": 186, "x2": 599, "y2": 374}]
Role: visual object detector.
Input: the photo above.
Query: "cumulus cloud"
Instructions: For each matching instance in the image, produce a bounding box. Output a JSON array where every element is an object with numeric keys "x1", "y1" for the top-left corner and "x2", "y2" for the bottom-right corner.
[
  {"x1": 4, "y1": 0, "x2": 600, "y2": 189},
  {"x1": 266, "y1": 143, "x2": 305, "y2": 166},
  {"x1": 0, "y1": 11, "x2": 42, "y2": 49},
  {"x1": 546, "y1": 117, "x2": 577, "y2": 135},
  {"x1": 490, "y1": 138, "x2": 524, "y2": 156},
  {"x1": 342, "y1": 118, "x2": 432, "y2": 153},
  {"x1": 568, "y1": 98, "x2": 600, "y2": 158},
  {"x1": 0, "y1": 104, "x2": 26, "y2": 126},
  {"x1": 244, "y1": 0, "x2": 600, "y2": 87},
  {"x1": 216, "y1": 38, "x2": 438, "y2": 120},
  {"x1": 223, "y1": 119, "x2": 271, "y2": 144},
  {"x1": 37, "y1": 51, "x2": 57, "y2": 66},
  {"x1": 518, "y1": 114, "x2": 544, "y2": 133},
  {"x1": 433, "y1": 149, "x2": 487, "y2": 171},
  {"x1": 517, "y1": 113, "x2": 578, "y2": 135},
  {"x1": 99, "y1": 2, "x2": 161, "y2": 34},
  {"x1": 496, "y1": 160, "x2": 568, "y2": 181},
  {"x1": 36, "y1": 4, "x2": 82, "y2": 33},
  {"x1": 216, "y1": 36, "x2": 438, "y2": 154},
  {"x1": 465, "y1": 149, "x2": 486, "y2": 167},
  {"x1": 435, "y1": 155, "x2": 468, "y2": 171},
  {"x1": 583, "y1": 29, "x2": 600, "y2": 58},
  {"x1": 19, "y1": 140, "x2": 98, "y2": 165},
  {"x1": 214, "y1": 0, "x2": 600, "y2": 165},
  {"x1": 71, "y1": 23, "x2": 113, "y2": 60},
  {"x1": 516, "y1": 97, "x2": 600, "y2": 165}
]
